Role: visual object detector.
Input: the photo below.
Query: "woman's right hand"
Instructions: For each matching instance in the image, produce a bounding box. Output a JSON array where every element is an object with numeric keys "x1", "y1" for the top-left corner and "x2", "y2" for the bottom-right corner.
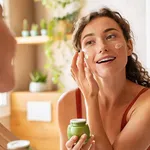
[
  {"x1": 71, "y1": 51, "x2": 99, "y2": 101},
  {"x1": 65, "y1": 134, "x2": 95, "y2": 150}
]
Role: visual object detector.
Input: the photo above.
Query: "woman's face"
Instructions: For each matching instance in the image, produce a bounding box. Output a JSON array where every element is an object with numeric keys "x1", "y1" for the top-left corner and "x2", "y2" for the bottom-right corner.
[
  {"x1": 80, "y1": 17, "x2": 132, "y2": 78},
  {"x1": 0, "y1": 5, "x2": 16, "y2": 92}
]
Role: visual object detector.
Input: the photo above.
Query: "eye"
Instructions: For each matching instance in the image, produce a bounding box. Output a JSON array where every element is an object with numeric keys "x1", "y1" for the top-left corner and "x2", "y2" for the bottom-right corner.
[
  {"x1": 85, "y1": 40, "x2": 95, "y2": 46},
  {"x1": 106, "y1": 34, "x2": 116, "y2": 40}
]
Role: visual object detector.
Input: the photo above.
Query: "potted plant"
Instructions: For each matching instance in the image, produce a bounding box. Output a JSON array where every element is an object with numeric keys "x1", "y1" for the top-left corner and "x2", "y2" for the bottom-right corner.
[
  {"x1": 35, "y1": 0, "x2": 83, "y2": 91},
  {"x1": 29, "y1": 71, "x2": 47, "y2": 92},
  {"x1": 40, "y1": 19, "x2": 47, "y2": 36},
  {"x1": 30, "y1": 23, "x2": 38, "y2": 36},
  {"x1": 21, "y1": 19, "x2": 30, "y2": 37}
]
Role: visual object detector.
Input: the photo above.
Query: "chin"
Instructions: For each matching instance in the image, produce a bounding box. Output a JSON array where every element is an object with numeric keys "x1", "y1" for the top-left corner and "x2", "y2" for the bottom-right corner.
[
  {"x1": 0, "y1": 85, "x2": 14, "y2": 93},
  {"x1": 0, "y1": 79, "x2": 15, "y2": 93}
]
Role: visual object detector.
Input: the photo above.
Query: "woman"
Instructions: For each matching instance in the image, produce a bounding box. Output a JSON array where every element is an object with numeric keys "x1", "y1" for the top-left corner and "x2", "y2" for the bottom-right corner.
[
  {"x1": 0, "y1": 4, "x2": 16, "y2": 92},
  {"x1": 0, "y1": 4, "x2": 18, "y2": 149},
  {"x1": 57, "y1": 7, "x2": 150, "y2": 150}
]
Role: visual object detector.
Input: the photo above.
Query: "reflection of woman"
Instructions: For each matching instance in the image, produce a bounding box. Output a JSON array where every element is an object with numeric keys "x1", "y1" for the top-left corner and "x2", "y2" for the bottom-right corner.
[
  {"x1": 0, "y1": 4, "x2": 18, "y2": 149},
  {"x1": 57, "y1": 7, "x2": 150, "y2": 150}
]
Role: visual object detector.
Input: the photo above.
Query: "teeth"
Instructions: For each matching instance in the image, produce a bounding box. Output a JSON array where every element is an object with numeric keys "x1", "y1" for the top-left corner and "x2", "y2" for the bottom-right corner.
[{"x1": 97, "y1": 57, "x2": 115, "y2": 63}]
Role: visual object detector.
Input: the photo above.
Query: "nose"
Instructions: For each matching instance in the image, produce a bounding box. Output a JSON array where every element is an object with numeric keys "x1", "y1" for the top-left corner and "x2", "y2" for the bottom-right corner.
[{"x1": 96, "y1": 39, "x2": 108, "y2": 53}]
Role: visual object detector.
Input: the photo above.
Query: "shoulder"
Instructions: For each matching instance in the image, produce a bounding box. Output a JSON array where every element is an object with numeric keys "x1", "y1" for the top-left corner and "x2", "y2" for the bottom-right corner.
[
  {"x1": 126, "y1": 87, "x2": 150, "y2": 121},
  {"x1": 57, "y1": 88, "x2": 77, "y2": 106},
  {"x1": 130, "y1": 87, "x2": 150, "y2": 119},
  {"x1": 57, "y1": 88, "x2": 79, "y2": 143},
  {"x1": 136, "y1": 87, "x2": 150, "y2": 106},
  {"x1": 57, "y1": 88, "x2": 78, "y2": 126},
  {"x1": 114, "y1": 88, "x2": 150, "y2": 149}
]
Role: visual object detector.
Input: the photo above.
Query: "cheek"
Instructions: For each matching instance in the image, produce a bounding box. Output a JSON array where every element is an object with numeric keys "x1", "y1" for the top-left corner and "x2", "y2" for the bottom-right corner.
[
  {"x1": 84, "y1": 54, "x2": 96, "y2": 73},
  {"x1": 107, "y1": 41, "x2": 124, "y2": 51}
]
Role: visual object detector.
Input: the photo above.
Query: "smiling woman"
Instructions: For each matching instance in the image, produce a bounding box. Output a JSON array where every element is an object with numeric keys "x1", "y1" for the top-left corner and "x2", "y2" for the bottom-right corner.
[{"x1": 57, "y1": 7, "x2": 150, "y2": 150}]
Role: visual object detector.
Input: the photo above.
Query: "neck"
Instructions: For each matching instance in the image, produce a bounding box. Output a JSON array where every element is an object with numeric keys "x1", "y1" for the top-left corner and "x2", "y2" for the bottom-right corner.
[{"x1": 97, "y1": 70, "x2": 131, "y2": 110}]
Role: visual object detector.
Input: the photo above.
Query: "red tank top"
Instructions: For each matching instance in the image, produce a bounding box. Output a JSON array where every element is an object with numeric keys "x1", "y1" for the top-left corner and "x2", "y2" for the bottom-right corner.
[{"x1": 75, "y1": 88, "x2": 150, "y2": 149}]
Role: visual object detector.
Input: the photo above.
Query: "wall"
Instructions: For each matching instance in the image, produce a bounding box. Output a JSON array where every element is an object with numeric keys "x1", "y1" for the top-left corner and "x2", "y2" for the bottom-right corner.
[
  {"x1": 2, "y1": 0, "x2": 147, "y2": 91},
  {"x1": 8, "y1": 0, "x2": 36, "y2": 91},
  {"x1": 33, "y1": 0, "x2": 148, "y2": 91},
  {"x1": 83, "y1": 0, "x2": 147, "y2": 68},
  {"x1": 0, "y1": 0, "x2": 37, "y2": 130},
  {"x1": 33, "y1": 2, "x2": 54, "y2": 90},
  {"x1": 146, "y1": 0, "x2": 150, "y2": 72}
]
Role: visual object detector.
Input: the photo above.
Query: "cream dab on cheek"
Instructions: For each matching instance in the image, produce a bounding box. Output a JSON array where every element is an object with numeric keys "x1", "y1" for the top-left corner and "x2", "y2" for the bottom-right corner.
[
  {"x1": 84, "y1": 53, "x2": 89, "y2": 59},
  {"x1": 82, "y1": 49, "x2": 89, "y2": 60},
  {"x1": 115, "y1": 43, "x2": 123, "y2": 49}
]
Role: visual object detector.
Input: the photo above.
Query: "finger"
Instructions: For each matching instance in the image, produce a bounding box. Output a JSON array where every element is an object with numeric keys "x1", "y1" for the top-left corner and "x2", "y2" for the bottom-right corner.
[
  {"x1": 84, "y1": 59, "x2": 96, "y2": 84},
  {"x1": 71, "y1": 52, "x2": 78, "y2": 74},
  {"x1": 73, "y1": 134, "x2": 87, "y2": 149},
  {"x1": 71, "y1": 73, "x2": 75, "y2": 81},
  {"x1": 85, "y1": 67, "x2": 97, "y2": 88},
  {"x1": 66, "y1": 136, "x2": 78, "y2": 150},
  {"x1": 90, "y1": 140, "x2": 96, "y2": 150},
  {"x1": 71, "y1": 69, "x2": 75, "y2": 80},
  {"x1": 82, "y1": 135, "x2": 95, "y2": 149},
  {"x1": 77, "y1": 51, "x2": 85, "y2": 80}
]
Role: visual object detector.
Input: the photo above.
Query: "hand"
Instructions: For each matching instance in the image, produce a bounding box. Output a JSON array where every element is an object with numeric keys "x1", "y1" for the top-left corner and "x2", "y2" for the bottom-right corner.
[
  {"x1": 71, "y1": 51, "x2": 99, "y2": 100},
  {"x1": 66, "y1": 134, "x2": 95, "y2": 150}
]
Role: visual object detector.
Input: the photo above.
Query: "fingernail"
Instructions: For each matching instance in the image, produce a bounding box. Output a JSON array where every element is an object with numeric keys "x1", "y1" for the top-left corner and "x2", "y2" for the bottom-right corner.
[
  {"x1": 82, "y1": 134, "x2": 87, "y2": 138},
  {"x1": 73, "y1": 136, "x2": 78, "y2": 140}
]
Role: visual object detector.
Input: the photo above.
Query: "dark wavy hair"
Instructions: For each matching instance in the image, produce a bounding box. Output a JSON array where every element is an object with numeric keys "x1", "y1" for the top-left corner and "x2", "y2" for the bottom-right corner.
[{"x1": 72, "y1": 7, "x2": 150, "y2": 87}]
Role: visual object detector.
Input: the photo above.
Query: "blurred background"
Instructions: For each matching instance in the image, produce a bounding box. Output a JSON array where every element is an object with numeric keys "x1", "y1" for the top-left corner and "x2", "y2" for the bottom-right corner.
[{"x1": 0, "y1": 0, "x2": 149, "y2": 150}]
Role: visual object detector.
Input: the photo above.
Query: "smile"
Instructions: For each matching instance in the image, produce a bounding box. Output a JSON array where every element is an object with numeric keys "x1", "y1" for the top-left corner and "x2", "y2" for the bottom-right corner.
[{"x1": 96, "y1": 56, "x2": 116, "y2": 64}]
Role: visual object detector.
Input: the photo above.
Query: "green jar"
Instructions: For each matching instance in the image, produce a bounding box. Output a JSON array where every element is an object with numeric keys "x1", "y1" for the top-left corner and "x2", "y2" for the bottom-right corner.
[
  {"x1": 7, "y1": 140, "x2": 32, "y2": 150},
  {"x1": 67, "y1": 118, "x2": 90, "y2": 143}
]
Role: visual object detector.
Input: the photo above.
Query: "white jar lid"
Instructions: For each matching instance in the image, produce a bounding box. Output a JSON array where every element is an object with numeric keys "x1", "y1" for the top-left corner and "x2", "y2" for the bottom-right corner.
[
  {"x1": 7, "y1": 140, "x2": 30, "y2": 150},
  {"x1": 70, "y1": 118, "x2": 86, "y2": 123}
]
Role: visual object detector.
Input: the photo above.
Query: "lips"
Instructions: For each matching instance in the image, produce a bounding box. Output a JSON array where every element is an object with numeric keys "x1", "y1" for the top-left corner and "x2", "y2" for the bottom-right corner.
[{"x1": 96, "y1": 56, "x2": 116, "y2": 64}]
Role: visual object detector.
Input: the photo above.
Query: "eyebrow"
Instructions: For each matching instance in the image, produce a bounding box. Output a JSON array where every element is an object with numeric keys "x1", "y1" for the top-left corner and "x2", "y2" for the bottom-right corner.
[{"x1": 81, "y1": 28, "x2": 119, "y2": 41}]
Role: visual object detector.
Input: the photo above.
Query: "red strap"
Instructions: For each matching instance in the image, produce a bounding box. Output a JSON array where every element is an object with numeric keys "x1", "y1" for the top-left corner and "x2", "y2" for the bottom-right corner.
[
  {"x1": 121, "y1": 88, "x2": 149, "y2": 131},
  {"x1": 76, "y1": 88, "x2": 82, "y2": 118}
]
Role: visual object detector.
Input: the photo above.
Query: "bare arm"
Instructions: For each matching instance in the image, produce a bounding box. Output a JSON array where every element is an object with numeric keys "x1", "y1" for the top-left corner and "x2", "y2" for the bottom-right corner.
[
  {"x1": 57, "y1": 90, "x2": 76, "y2": 150},
  {"x1": 113, "y1": 97, "x2": 150, "y2": 150}
]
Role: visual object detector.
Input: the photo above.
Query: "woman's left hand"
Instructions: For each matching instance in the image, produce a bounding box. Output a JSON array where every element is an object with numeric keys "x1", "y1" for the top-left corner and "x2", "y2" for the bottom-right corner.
[
  {"x1": 66, "y1": 134, "x2": 95, "y2": 150},
  {"x1": 71, "y1": 51, "x2": 99, "y2": 100}
]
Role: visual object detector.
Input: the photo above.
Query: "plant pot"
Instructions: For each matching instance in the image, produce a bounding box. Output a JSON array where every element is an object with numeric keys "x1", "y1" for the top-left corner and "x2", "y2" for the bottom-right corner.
[
  {"x1": 30, "y1": 30, "x2": 38, "y2": 36},
  {"x1": 29, "y1": 82, "x2": 47, "y2": 92},
  {"x1": 40, "y1": 29, "x2": 47, "y2": 36},
  {"x1": 21, "y1": 30, "x2": 30, "y2": 37}
]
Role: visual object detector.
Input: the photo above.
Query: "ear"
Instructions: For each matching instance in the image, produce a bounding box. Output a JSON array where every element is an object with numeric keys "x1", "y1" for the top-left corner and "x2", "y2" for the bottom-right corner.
[{"x1": 127, "y1": 39, "x2": 133, "y2": 56}]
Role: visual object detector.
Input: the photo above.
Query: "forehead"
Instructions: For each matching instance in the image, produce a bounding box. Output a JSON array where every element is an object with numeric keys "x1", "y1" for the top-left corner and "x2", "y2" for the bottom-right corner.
[{"x1": 81, "y1": 17, "x2": 122, "y2": 38}]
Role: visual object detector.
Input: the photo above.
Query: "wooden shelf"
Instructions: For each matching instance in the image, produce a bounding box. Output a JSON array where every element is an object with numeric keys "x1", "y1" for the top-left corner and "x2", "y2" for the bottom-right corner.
[
  {"x1": 16, "y1": 36, "x2": 49, "y2": 45},
  {"x1": 16, "y1": 34, "x2": 72, "y2": 45}
]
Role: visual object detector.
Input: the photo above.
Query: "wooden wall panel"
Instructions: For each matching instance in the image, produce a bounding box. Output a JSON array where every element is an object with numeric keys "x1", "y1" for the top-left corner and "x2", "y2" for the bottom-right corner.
[{"x1": 10, "y1": 91, "x2": 62, "y2": 150}]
